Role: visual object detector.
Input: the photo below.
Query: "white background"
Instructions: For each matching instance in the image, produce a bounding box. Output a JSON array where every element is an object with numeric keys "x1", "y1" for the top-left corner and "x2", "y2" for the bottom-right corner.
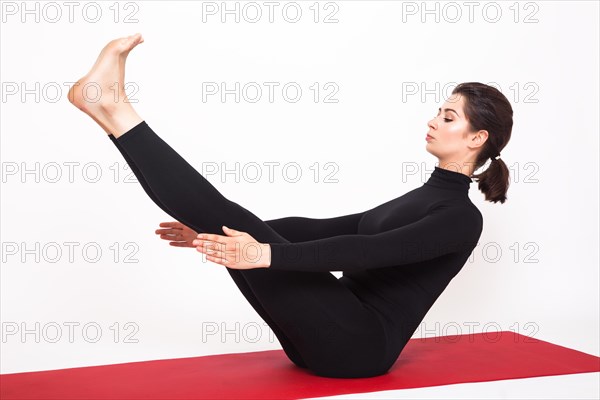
[{"x1": 1, "y1": 0, "x2": 598, "y2": 397}]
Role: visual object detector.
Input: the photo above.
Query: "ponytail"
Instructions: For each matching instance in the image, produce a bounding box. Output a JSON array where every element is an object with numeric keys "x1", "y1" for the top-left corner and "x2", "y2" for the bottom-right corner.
[{"x1": 472, "y1": 156, "x2": 510, "y2": 204}]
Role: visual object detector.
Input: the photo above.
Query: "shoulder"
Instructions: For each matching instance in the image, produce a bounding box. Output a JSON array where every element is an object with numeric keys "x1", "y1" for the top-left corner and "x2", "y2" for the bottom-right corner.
[
  {"x1": 428, "y1": 198, "x2": 479, "y2": 215},
  {"x1": 428, "y1": 199, "x2": 483, "y2": 233},
  {"x1": 461, "y1": 202, "x2": 484, "y2": 240}
]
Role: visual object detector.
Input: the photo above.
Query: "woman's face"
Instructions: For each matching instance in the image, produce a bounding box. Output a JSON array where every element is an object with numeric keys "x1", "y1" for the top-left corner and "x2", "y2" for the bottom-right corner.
[{"x1": 426, "y1": 93, "x2": 487, "y2": 164}]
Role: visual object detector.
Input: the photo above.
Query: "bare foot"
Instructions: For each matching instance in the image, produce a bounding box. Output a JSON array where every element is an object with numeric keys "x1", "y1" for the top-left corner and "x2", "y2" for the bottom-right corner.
[{"x1": 67, "y1": 33, "x2": 144, "y2": 135}]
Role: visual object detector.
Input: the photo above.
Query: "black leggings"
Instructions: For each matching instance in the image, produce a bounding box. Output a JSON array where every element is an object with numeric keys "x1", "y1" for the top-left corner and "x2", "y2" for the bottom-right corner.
[{"x1": 108, "y1": 120, "x2": 392, "y2": 378}]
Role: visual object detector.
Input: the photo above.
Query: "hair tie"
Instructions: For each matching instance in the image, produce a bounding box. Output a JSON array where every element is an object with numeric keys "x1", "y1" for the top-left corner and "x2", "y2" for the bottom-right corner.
[{"x1": 488, "y1": 141, "x2": 501, "y2": 162}]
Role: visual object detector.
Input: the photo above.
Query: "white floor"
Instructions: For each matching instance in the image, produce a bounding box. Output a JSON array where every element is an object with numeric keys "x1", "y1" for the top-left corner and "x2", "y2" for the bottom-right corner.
[{"x1": 308, "y1": 372, "x2": 600, "y2": 400}]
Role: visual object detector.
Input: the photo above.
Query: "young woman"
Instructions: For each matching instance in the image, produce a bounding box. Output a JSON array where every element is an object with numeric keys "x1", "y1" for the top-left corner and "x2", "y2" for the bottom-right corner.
[{"x1": 67, "y1": 33, "x2": 512, "y2": 379}]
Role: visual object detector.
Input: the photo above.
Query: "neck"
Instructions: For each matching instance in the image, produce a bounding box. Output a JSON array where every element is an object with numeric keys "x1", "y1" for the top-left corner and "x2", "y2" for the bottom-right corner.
[
  {"x1": 437, "y1": 160, "x2": 476, "y2": 179},
  {"x1": 424, "y1": 165, "x2": 473, "y2": 193}
]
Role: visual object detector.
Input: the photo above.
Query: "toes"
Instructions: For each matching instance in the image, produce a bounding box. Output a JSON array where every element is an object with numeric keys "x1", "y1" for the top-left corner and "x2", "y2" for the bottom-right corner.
[
  {"x1": 133, "y1": 33, "x2": 144, "y2": 44},
  {"x1": 125, "y1": 33, "x2": 143, "y2": 49},
  {"x1": 105, "y1": 33, "x2": 143, "y2": 56}
]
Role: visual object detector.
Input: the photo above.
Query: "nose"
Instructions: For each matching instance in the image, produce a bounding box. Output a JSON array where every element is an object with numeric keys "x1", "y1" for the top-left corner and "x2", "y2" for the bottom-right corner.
[{"x1": 427, "y1": 118, "x2": 436, "y2": 130}]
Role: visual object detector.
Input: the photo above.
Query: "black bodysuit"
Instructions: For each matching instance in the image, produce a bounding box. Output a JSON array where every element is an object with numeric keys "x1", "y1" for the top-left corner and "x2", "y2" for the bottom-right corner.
[{"x1": 108, "y1": 120, "x2": 483, "y2": 379}]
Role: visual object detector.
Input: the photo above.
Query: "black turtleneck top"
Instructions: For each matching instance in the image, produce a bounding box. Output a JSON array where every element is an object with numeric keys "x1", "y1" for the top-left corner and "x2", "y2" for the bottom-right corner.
[{"x1": 265, "y1": 166, "x2": 483, "y2": 330}]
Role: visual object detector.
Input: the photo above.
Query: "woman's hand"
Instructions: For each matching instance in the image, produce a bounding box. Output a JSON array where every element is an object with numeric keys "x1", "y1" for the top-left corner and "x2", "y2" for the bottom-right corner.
[
  {"x1": 155, "y1": 221, "x2": 198, "y2": 248},
  {"x1": 192, "y1": 226, "x2": 271, "y2": 270}
]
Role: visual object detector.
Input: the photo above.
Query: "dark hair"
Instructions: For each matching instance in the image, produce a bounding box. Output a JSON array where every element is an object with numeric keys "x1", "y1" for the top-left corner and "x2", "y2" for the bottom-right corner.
[{"x1": 451, "y1": 82, "x2": 513, "y2": 204}]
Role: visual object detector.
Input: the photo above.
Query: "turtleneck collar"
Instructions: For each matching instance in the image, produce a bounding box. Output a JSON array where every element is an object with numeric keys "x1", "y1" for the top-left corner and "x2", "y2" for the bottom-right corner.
[{"x1": 424, "y1": 166, "x2": 473, "y2": 192}]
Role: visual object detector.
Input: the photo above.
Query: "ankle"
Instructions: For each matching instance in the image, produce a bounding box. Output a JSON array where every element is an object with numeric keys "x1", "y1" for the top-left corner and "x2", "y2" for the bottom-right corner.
[{"x1": 107, "y1": 109, "x2": 144, "y2": 138}]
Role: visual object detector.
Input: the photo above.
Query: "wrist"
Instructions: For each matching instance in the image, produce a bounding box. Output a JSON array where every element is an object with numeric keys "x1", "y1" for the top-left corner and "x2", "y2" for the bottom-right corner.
[{"x1": 262, "y1": 243, "x2": 271, "y2": 268}]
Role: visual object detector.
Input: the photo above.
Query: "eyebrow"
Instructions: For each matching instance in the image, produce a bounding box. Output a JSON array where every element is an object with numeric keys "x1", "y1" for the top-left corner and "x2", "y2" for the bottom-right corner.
[{"x1": 438, "y1": 107, "x2": 460, "y2": 117}]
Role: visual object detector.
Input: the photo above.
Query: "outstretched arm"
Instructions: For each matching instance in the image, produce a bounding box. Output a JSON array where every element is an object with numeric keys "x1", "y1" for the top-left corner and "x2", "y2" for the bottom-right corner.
[
  {"x1": 193, "y1": 202, "x2": 482, "y2": 272},
  {"x1": 155, "y1": 210, "x2": 366, "y2": 250},
  {"x1": 264, "y1": 211, "x2": 366, "y2": 242},
  {"x1": 267, "y1": 204, "x2": 482, "y2": 272}
]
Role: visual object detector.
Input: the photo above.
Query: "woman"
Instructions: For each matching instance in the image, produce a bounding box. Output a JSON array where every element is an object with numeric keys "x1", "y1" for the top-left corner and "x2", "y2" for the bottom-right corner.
[{"x1": 67, "y1": 33, "x2": 512, "y2": 378}]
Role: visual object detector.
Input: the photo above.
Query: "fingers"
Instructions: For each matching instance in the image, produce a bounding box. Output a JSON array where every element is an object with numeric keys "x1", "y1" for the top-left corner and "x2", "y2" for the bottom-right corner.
[
  {"x1": 194, "y1": 240, "x2": 229, "y2": 259},
  {"x1": 193, "y1": 234, "x2": 233, "y2": 261},
  {"x1": 159, "y1": 234, "x2": 185, "y2": 241},
  {"x1": 159, "y1": 222, "x2": 181, "y2": 227},
  {"x1": 196, "y1": 243, "x2": 231, "y2": 264},
  {"x1": 222, "y1": 226, "x2": 243, "y2": 236},
  {"x1": 155, "y1": 227, "x2": 188, "y2": 242},
  {"x1": 193, "y1": 239, "x2": 224, "y2": 250},
  {"x1": 169, "y1": 241, "x2": 195, "y2": 248},
  {"x1": 196, "y1": 233, "x2": 226, "y2": 242},
  {"x1": 205, "y1": 253, "x2": 229, "y2": 266},
  {"x1": 155, "y1": 228, "x2": 181, "y2": 235}
]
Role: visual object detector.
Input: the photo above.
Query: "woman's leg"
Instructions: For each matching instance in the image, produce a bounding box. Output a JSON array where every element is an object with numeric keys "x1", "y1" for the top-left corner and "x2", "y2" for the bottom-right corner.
[
  {"x1": 109, "y1": 120, "x2": 390, "y2": 377},
  {"x1": 108, "y1": 133, "x2": 308, "y2": 369},
  {"x1": 68, "y1": 33, "x2": 391, "y2": 377},
  {"x1": 67, "y1": 33, "x2": 314, "y2": 370},
  {"x1": 109, "y1": 134, "x2": 176, "y2": 218}
]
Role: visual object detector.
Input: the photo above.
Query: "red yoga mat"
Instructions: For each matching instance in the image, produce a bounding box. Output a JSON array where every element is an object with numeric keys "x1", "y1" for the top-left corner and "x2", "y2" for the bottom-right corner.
[{"x1": 1, "y1": 331, "x2": 599, "y2": 399}]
